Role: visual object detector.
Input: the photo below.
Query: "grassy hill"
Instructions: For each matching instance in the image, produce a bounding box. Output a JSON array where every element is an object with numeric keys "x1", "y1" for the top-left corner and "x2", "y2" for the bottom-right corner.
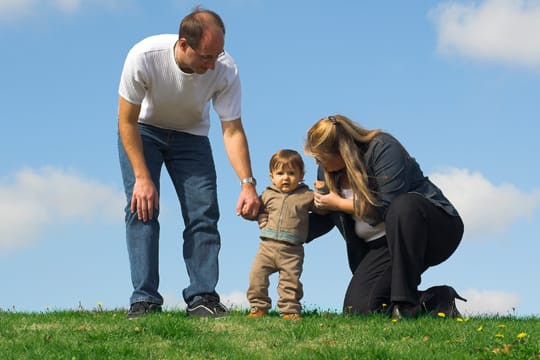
[{"x1": 0, "y1": 309, "x2": 538, "y2": 359}]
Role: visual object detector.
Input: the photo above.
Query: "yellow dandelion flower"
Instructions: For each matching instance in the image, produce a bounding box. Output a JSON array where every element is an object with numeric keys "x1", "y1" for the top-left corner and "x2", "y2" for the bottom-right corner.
[
  {"x1": 382, "y1": 303, "x2": 388, "y2": 308},
  {"x1": 517, "y1": 332, "x2": 527, "y2": 339},
  {"x1": 391, "y1": 318, "x2": 398, "y2": 323},
  {"x1": 477, "y1": 325, "x2": 484, "y2": 332},
  {"x1": 495, "y1": 333, "x2": 504, "y2": 339},
  {"x1": 437, "y1": 312, "x2": 446, "y2": 318},
  {"x1": 498, "y1": 324, "x2": 506, "y2": 328},
  {"x1": 456, "y1": 317, "x2": 464, "y2": 322}
]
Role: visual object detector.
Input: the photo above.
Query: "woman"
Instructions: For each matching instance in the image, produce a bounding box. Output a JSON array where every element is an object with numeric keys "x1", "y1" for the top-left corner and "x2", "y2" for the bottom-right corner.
[{"x1": 305, "y1": 115, "x2": 464, "y2": 319}]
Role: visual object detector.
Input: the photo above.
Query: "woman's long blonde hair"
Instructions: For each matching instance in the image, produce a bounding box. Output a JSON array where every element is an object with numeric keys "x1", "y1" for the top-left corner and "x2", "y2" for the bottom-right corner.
[{"x1": 304, "y1": 114, "x2": 381, "y2": 220}]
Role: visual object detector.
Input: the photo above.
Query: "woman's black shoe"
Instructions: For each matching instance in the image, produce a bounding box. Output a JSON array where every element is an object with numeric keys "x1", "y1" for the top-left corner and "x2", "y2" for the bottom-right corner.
[
  {"x1": 391, "y1": 303, "x2": 422, "y2": 320},
  {"x1": 419, "y1": 285, "x2": 467, "y2": 318}
]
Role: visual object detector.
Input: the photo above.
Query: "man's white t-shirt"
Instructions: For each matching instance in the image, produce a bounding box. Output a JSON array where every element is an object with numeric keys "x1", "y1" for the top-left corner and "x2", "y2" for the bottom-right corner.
[{"x1": 118, "y1": 34, "x2": 241, "y2": 136}]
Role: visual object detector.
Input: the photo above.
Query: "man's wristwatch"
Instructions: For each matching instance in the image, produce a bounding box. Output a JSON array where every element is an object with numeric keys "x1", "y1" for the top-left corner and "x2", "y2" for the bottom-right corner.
[{"x1": 240, "y1": 177, "x2": 257, "y2": 186}]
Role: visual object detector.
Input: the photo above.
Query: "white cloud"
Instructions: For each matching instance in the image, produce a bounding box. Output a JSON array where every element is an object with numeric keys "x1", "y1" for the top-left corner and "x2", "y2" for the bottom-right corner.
[
  {"x1": 53, "y1": 0, "x2": 82, "y2": 13},
  {"x1": 158, "y1": 288, "x2": 522, "y2": 316},
  {"x1": 162, "y1": 292, "x2": 186, "y2": 310},
  {"x1": 459, "y1": 289, "x2": 521, "y2": 316},
  {"x1": 429, "y1": 168, "x2": 540, "y2": 237},
  {"x1": 0, "y1": 0, "x2": 37, "y2": 21},
  {"x1": 221, "y1": 291, "x2": 250, "y2": 310},
  {"x1": 0, "y1": 167, "x2": 124, "y2": 253},
  {"x1": 162, "y1": 290, "x2": 249, "y2": 311},
  {"x1": 0, "y1": 0, "x2": 132, "y2": 22},
  {"x1": 430, "y1": 0, "x2": 540, "y2": 70}
]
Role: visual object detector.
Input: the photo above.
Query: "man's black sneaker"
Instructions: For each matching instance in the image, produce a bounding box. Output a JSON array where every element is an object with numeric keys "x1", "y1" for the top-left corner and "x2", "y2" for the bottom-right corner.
[
  {"x1": 126, "y1": 301, "x2": 162, "y2": 319},
  {"x1": 187, "y1": 295, "x2": 228, "y2": 318}
]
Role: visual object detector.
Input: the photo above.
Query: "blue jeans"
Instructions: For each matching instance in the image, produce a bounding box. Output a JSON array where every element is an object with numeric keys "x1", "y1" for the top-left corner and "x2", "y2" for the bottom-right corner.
[{"x1": 118, "y1": 123, "x2": 221, "y2": 306}]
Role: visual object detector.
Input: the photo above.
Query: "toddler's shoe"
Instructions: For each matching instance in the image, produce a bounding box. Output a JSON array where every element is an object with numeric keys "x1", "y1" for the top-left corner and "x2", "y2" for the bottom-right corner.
[
  {"x1": 282, "y1": 313, "x2": 302, "y2": 320},
  {"x1": 247, "y1": 307, "x2": 267, "y2": 318}
]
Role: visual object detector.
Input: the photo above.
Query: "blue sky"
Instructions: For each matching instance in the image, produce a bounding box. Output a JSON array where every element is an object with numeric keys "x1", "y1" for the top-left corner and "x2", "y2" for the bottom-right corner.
[{"x1": 1, "y1": 0, "x2": 539, "y2": 316}]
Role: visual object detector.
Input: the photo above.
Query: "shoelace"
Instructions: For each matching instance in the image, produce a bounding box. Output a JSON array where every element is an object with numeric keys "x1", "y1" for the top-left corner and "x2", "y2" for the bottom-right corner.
[{"x1": 208, "y1": 301, "x2": 227, "y2": 314}]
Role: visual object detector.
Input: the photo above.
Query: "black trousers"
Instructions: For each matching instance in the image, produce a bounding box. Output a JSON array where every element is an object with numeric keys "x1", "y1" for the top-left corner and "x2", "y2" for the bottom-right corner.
[{"x1": 343, "y1": 193, "x2": 464, "y2": 314}]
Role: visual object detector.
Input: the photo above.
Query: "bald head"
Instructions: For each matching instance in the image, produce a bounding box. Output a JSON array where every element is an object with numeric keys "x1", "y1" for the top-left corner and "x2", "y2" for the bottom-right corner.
[{"x1": 178, "y1": 7, "x2": 225, "y2": 50}]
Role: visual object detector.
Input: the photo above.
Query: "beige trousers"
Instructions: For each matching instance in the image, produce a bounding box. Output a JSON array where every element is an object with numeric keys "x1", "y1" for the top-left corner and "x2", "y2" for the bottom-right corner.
[{"x1": 247, "y1": 239, "x2": 304, "y2": 314}]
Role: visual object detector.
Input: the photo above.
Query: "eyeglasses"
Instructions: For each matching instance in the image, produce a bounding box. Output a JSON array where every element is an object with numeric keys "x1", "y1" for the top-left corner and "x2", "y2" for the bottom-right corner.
[{"x1": 184, "y1": 38, "x2": 224, "y2": 64}]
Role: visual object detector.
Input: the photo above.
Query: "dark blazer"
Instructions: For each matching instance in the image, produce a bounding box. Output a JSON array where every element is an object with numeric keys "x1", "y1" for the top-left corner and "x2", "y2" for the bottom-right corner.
[{"x1": 307, "y1": 132, "x2": 460, "y2": 274}]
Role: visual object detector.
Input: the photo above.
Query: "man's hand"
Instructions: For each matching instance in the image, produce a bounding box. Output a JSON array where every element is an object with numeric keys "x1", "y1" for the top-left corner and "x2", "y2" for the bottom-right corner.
[
  {"x1": 236, "y1": 185, "x2": 261, "y2": 219},
  {"x1": 131, "y1": 177, "x2": 159, "y2": 222},
  {"x1": 220, "y1": 119, "x2": 261, "y2": 219},
  {"x1": 119, "y1": 96, "x2": 158, "y2": 222}
]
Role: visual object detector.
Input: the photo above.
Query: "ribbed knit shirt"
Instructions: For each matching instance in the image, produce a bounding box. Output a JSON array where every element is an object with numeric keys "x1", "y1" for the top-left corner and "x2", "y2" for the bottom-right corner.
[{"x1": 118, "y1": 34, "x2": 241, "y2": 136}]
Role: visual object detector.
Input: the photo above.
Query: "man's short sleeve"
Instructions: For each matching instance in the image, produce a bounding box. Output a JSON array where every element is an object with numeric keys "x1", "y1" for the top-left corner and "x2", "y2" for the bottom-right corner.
[
  {"x1": 212, "y1": 54, "x2": 241, "y2": 121},
  {"x1": 118, "y1": 46, "x2": 148, "y2": 105}
]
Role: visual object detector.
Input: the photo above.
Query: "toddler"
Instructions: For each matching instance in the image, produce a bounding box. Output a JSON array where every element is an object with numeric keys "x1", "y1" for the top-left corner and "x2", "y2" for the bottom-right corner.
[{"x1": 246, "y1": 149, "x2": 324, "y2": 320}]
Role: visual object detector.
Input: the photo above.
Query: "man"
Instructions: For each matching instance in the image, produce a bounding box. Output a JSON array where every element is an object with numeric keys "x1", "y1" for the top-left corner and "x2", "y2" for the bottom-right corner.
[{"x1": 117, "y1": 7, "x2": 260, "y2": 319}]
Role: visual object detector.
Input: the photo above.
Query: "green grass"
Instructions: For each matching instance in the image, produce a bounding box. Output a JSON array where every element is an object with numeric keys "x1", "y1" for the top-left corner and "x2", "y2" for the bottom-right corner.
[{"x1": 0, "y1": 308, "x2": 538, "y2": 359}]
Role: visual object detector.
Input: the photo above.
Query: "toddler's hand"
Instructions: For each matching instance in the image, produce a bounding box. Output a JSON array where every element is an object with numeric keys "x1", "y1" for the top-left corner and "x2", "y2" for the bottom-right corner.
[
  {"x1": 257, "y1": 210, "x2": 269, "y2": 229},
  {"x1": 314, "y1": 180, "x2": 329, "y2": 195}
]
